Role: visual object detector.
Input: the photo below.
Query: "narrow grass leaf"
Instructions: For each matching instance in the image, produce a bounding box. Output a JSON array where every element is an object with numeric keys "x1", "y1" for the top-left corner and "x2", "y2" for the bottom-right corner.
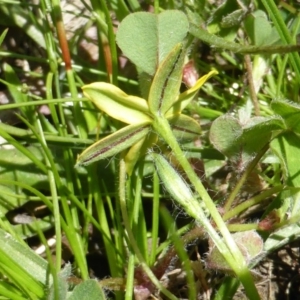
[
  {"x1": 0, "y1": 280, "x2": 27, "y2": 300},
  {"x1": 0, "y1": 28, "x2": 8, "y2": 46},
  {"x1": 271, "y1": 131, "x2": 300, "y2": 187},
  {"x1": 3, "y1": 63, "x2": 30, "y2": 117}
]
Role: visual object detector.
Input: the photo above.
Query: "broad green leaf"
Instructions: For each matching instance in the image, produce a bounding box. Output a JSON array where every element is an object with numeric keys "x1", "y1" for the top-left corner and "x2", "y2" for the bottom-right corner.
[
  {"x1": 271, "y1": 99, "x2": 300, "y2": 134},
  {"x1": 68, "y1": 279, "x2": 106, "y2": 300},
  {"x1": 82, "y1": 82, "x2": 152, "y2": 125},
  {"x1": 168, "y1": 114, "x2": 201, "y2": 141},
  {"x1": 0, "y1": 146, "x2": 49, "y2": 191},
  {"x1": 0, "y1": 228, "x2": 49, "y2": 298},
  {"x1": 75, "y1": 123, "x2": 150, "y2": 167},
  {"x1": 210, "y1": 115, "x2": 285, "y2": 168},
  {"x1": 237, "y1": 116, "x2": 284, "y2": 167},
  {"x1": 157, "y1": 11, "x2": 189, "y2": 63},
  {"x1": 138, "y1": 71, "x2": 153, "y2": 100},
  {"x1": 209, "y1": 115, "x2": 243, "y2": 160},
  {"x1": 168, "y1": 70, "x2": 218, "y2": 116},
  {"x1": 116, "y1": 11, "x2": 189, "y2": 75},
  {"x1": 242, "y1": 115, "x2": 285, "y2": 129},
  {"x1": 148, "y1": 43, "x2": 185, "y2": 116},
  {"x1": 116, "y1": 12, "x2": 156, "y2": 75},
  {"x1": 207, "y1": 231, "x2": 263, "y2": 271}
]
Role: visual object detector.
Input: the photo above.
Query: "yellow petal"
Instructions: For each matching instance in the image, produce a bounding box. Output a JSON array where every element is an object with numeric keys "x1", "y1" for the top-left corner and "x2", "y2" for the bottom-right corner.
[
  {"x1": 166, "y1": 69, "x2": 218, "y2": 117},
  {"x1": 83, "y1": 82, "x2": 152, "y2": 124}
]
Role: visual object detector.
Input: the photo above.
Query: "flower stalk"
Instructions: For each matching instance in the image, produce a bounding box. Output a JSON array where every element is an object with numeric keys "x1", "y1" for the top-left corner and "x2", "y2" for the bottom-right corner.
[{"x1": 152, "y1": 116, "x2": 260, "y2": 299}]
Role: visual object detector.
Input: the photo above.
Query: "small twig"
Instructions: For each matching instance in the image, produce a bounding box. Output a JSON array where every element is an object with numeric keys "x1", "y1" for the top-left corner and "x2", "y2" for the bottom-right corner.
[
  {"x1": 244, "y1": 54, "x2": 260, "y2": 116},
  {"x1": 52, "y1": 3, "x2": 72, "y2": 71}
]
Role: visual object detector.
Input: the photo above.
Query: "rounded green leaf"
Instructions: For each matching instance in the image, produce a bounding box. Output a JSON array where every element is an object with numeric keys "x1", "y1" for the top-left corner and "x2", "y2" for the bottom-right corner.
[
  {"x1": 116, "y1": 12, "x2": 157, "y2": 75},
  {"x1": 209, "y1": 115, "x2": 242, "y2": 159},
  {"x1": 157, "y1": 11, "x2": 189, "y2": 62},
  {"x1": 116, "y1": 10, "x2": 189, "y2": 75},
  {"x1": 68, "y1": 279, "x2": 106, "y2": 300},
  {"x1": 210, "y1": 115, "x2": 285, "y2": 168},
  {"x1": 244, "y1": 10, "x2": 273, "y2": 46},
  {"x1": 207, "y1": 231, "x2": 263, "y2": 272}
]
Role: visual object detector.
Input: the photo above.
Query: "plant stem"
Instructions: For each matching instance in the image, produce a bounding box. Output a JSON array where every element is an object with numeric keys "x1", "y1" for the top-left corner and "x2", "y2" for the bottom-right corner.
[
  {"x1": 223, "y1": 143, "x2": 269, "y2": 212},
  {"x1": 189, "y1": 23, "x2": 300, "y2": 54},
  {"x1": 118, "y1": 158, "x2": 178, "y2": 300},
  {"x1": 152, "y1": 116, "x2": 260, "y2": 300},
  {"x1": 261, "y1": 0, "x2": 300, "y2": 80},
  {"x1": 244, "y1": 54, "x2": 260, "y2": 116},
  {"x1": 223, "y1": 185, "x2": 283, "y2": 221}
]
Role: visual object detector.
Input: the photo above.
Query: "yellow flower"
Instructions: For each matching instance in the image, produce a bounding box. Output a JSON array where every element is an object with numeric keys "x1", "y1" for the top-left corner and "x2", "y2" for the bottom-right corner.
[{"x1": 76, "y1": 43, "x2": 217, "y2": 174}]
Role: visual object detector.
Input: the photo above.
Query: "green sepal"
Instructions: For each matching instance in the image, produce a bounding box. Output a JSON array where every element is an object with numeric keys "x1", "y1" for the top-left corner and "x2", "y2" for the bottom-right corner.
[
  {"x1": 148, "y1": 43, "x2": 186, "y2": 116},
  {"x1": 168, "y1": 114, "x2": 201, "y2": 141},
  {"x1": 124, "y1": 136, "x2": 147, "y2": 175},
  {"x1": 75, "y1": 123, "x2": 150, "y2": 167},
  {"x1": 82, "y1": 82, "x2": 152, "y2": 125},
  {"x1": 150, "y1": 153, "x2": 194, "y2": 205},
  {"x1": 167, "y1": 70, "x2": 218, "y2": 116},
  {"x1": 124, "y1": 132, "x2": 158, "y2": 175}
]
